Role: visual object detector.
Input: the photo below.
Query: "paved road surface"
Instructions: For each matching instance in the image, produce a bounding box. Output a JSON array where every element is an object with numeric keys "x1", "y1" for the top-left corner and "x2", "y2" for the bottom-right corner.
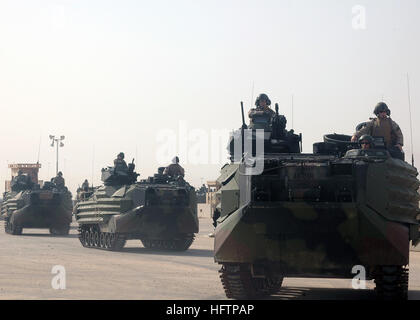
[{"x1": 1, "y1": 218, "x2": 420, "y2": 300}]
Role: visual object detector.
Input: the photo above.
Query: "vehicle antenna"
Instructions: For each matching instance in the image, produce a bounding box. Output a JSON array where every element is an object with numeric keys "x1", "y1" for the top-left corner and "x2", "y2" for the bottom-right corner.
[
  {"x1": 251, "y1": 81, "x2": 255, "y2": 106},
  {"x1": 37, "y1": 134, "x2": 42, "y2": 163},
  {"x1": 241, "y1": 101, "x2": 246, "y2": 157},
  {"x1": 407, "y1": 73, "x2": 415, "y2": 167},
  {"x1": 291, "y1": 94, "x2": 294, "y2": 130},
  {"x1": 91, "y1": 145, "x2": 95, "y2": 188}
]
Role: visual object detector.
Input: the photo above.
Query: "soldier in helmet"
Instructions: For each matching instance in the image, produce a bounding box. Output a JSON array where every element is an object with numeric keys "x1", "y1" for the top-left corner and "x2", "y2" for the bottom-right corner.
[
  {"x1": 164, "y1": 156, "x2": 185, "y2": 178},
  {"x1": 359, "y1": 135, "x2": 373, "y2": 150},
  {"x1": 114, "y1": 152, "x2": 128, "y2": 172},
  {"x1": 82, "y1": 179, "x2": 89, "y2": 192},
  {"x1": 53, "y1": 171, "x2": 65, "y2": 189},
  {"x1": 351, "y1": 102, "x2": 403, "y2": 152},
  {"x1": 248, "y1": 93, "x2": 275, "y2": 129}
]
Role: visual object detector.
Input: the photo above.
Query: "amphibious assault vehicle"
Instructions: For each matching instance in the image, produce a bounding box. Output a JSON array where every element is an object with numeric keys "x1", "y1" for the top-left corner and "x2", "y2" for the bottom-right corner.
[
  {"x1": 214, "y1": 102, "x2": 420, "y2": 300},
  {"x1": 74, "y1": 163, "x2": 198, "y2": 251},
  {"x1": 1, "y1": 177, "x2": 73, "y2": 235}
]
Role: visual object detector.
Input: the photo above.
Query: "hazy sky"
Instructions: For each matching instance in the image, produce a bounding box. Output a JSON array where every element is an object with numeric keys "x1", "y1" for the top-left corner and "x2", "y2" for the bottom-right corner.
[{"x1": 0, "y1": 0, "x2": 419, "y2": 195}]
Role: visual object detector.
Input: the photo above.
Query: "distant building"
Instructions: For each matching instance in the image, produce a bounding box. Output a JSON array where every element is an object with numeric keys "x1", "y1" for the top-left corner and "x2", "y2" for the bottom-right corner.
[{"x1": 4, "y1": 163, "x2": 42, "y2": 192}]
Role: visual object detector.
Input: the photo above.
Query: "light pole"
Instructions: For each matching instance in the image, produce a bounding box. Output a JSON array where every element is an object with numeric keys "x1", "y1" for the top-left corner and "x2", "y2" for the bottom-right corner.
[{"x1": 49, "y1": 135, "x2": 65, "y2": 175}]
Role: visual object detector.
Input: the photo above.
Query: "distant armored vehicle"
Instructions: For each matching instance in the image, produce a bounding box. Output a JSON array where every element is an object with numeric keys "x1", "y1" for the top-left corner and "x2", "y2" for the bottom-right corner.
[
  {"x1": 196, "y1": 184, "x2": 208, "y2": 204},
  {"x1": 214, "y1": 101, "x2": 420, "y2": 300},
  {"x1": 74, "y1": 163, "x2": 198, "y2": 251},
  {"x1": 73, "y1": 185, "x2": 96, "y2": 214},
  {"x1": 75, "y1": 185, "x2": 95, "y2": 203},
  {"x1": 1, "y1": 177, "x2": 73, "y2": 235}
]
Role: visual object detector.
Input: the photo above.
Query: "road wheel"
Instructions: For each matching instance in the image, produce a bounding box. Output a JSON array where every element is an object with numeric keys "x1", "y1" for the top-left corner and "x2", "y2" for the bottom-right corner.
[
  {"x1": 219, "y1": 264, "x2": 284, "y2": 299},
  {"x1": 105, "y1": 233, "x2": 111, "y2": 248},
  {"x1": 100, "y1": 232, "x2": 106, "y2": 248},
  {"x1": 94, "y1": 231, "x2": 100, "y2": 247},
  {"x1": 78, "y1": 227, "x2": 87, "y2": 247},
  {"x1": 84, "y1": 230, "x2": 91, "y2": 247}
]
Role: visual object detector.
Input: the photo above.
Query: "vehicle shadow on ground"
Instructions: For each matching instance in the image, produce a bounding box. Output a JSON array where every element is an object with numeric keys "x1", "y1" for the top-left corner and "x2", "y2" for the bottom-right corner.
[
  {"x1": 17, "y1": 233, "x2": 79, "y2": 239},
  {"x1": 265, "y1": 286, "x2": 420, "y2": 300},
  {"x1": 121, "y1": 247, "x2": 214, "y2": 257},
  {"x1": 265, "y1": 286, "x2": 377, "y2": 300}
]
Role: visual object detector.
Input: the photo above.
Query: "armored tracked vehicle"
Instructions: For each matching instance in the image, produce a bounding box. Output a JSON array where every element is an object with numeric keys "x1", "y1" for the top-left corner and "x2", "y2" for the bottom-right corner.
[
  {"x1": 214, "y1": 101, "x2": 420, "y2": 300},
  {"x1": 1, "y1": 177, "x2": 73, "y2": 235},
  {"x1": 74, "y1": 163, "x2": 199, "y2": 251}
]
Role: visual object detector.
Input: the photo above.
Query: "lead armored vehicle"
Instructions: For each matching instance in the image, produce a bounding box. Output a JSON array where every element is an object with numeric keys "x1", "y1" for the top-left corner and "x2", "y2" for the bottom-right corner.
[
  {"x1": 214, "y1": 101, "x2": 420, "y2": 300},
  {"x1": 74, "y1": 163, "x2": 198, "y2": 251},
  {"x1": 1, "y1": 175, "x2": 73, "y2": 235}
]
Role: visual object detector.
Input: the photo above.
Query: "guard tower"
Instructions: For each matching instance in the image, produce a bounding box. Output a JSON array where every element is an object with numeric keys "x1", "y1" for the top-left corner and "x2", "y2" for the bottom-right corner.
[{"x1": 5, "y1": 163, "x2": 42, "y2": 192}]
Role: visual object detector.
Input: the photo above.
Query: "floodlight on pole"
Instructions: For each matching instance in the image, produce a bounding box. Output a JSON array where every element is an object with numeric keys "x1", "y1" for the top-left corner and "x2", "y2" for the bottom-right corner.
[{"x1": 49, "y1": 135, "x2": 65, "y2": 175}]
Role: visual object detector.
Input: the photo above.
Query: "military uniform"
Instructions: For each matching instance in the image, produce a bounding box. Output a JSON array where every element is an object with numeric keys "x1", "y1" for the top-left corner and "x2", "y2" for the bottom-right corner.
[
  {"x1": 248, "y1": 106, "x2": 275, "y2": 129},
  {"x1": 248, "y1": 93, "x2": 276, "y2": 129},
  {"x1": 248, "y1": 106, "x2": 275, "y2": 117},
  {"x1": 164, "y1": 163, "x2": 185, "y2": 178},
  {"x1": 82, "y1": 180, "x2": 89, "y2": 192},
  {"x1": 114, "y1": 158, "x2": 128, "y2": 172},
  {"x1": 53, "y1": 175, "x2": 65, "y2": 188},
  {"x1": 353, "y1": 118, "x2": 403, "y2": 148}
]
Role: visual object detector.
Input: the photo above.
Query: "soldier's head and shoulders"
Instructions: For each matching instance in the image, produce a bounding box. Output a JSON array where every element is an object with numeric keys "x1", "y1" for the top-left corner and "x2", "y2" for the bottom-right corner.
[
  {"x1": 356, "y1": 102, "x2": 395, "y2": 127},
  {"x1": 167, "y1": 156, "x2": 184, "y2": 169},
  {"x1": 164, "y1": 156, "x2": 185, "y2": 178},
  {"x1": 53, "y1": 172, "x2": 65, "y2": 187},
  {"x1": 114, "y1": 152, "x2": 127, "y2": 164},
  {"x1": 345, "y1": 134, "x2": 390, "y2": 159},
  {"x1": 82, "y1": 179, "x2": 89, "y2": 189},
  {"x1": 114, "y1": 152, "x2": 128, "y2": 173},
  {"x1": 371, "y1": 102, "x2": 394, "y2": 124},
  {"x1": 249, "y1": 94, "x2": 275, "y2": 115},
  {"x1": 248, "y1": 93, "x2": 277, "y2": 129},
  {"x1": 352, "y1": 102, "x2": 403, "y2": 151}
]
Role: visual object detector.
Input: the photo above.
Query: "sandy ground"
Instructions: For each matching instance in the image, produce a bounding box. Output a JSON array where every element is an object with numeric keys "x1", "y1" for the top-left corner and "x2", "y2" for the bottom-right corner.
[{"x1": 1, "y1": 217, "x2": 420, "y2": 300}]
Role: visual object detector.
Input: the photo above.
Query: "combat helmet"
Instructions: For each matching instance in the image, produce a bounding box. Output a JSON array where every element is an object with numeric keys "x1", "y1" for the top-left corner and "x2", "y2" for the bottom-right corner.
[
  {"x1": 255, "y1": 93, "x2": 271, "y2": 107},
  {"x1": 359, "y1": 135, "x2": 374, "y2": 148},
  {"x1": 374, "y1": 102, "x2": 391, "y2": 116},
  {"x1": 118, "y1": 152, "x2": 125, "y2": 159}
]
